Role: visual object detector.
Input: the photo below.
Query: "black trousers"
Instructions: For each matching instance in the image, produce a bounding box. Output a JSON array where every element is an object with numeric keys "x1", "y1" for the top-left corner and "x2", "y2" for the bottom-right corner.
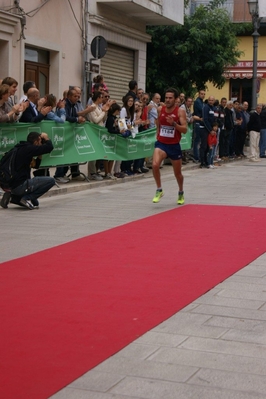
[
  {"x1": 199, "y1": 128, "x2": 209, "y2": 165},
  {"x1": 235, "y1": 127, "x2": 246, "y2": 156}
]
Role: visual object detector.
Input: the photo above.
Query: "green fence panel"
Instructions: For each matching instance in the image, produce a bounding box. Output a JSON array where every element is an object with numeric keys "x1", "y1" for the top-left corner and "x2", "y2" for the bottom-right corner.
[{"x1": 0, "y1": 121, "x2": 192, "y2": 166}]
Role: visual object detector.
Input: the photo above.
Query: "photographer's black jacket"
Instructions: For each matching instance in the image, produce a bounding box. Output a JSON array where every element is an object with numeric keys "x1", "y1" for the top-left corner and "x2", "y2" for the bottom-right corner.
[{"x1": 11, "y1": 140, "x2": 53, "y2": 188}]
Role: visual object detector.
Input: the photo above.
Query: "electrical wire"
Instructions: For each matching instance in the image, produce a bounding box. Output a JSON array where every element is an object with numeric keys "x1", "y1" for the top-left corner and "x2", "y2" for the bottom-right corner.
[
  {"x1": 2, "y1": 0, "x2": 86, "y2": 46},
  {"x1": 67, "y1": 0, "x2": 83, "y2": 32},
  {"x1": 25, "y1": 0, "x2": 51, "y2": 17}
]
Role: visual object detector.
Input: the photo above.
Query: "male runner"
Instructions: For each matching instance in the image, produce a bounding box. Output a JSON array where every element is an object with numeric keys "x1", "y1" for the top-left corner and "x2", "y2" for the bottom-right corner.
[{"x1": 152, "y1": 87, "x2": 187, "y2": 204}]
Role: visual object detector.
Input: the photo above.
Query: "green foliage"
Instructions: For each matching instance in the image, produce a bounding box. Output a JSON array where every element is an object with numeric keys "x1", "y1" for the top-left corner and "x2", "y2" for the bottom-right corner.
[{"x1": 146, "y1": 3, "x2": 245, "y2": 96}]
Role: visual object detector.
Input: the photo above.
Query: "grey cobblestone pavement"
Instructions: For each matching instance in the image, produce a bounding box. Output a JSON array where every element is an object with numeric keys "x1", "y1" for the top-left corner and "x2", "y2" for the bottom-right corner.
[{"x1": 1, "y1": 157, "x2": 266, "y2": 399}]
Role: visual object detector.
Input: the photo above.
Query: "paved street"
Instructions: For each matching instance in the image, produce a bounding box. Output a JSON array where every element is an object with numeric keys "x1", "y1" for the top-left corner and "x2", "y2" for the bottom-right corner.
[{"x1": 2, "y1": 158, "x2": 266, "y2": 398}]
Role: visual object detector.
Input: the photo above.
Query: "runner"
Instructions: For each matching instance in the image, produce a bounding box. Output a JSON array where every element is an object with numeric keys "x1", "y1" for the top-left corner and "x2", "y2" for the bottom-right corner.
[{"x1": 152, "y1": 87, "x2": 187, "y2": 204}]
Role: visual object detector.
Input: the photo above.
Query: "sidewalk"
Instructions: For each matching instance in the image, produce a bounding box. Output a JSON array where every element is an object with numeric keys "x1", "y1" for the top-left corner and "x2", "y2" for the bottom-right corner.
[
  {"x1": 2, "y1": 155, "x2": 266, "y2": 399},
  {"x1": 44, "y1": 155, "x2": 245, "y2": 198}
]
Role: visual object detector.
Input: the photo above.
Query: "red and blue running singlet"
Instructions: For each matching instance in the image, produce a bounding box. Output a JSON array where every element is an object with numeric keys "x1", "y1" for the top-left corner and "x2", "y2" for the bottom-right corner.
[{"x1": 158, "y1": 105, "x2": 181, "y2": 144}]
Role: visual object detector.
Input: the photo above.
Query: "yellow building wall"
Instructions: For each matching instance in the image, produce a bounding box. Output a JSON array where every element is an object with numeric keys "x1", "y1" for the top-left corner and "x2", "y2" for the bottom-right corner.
[{"x1": 205, "y1": 36, "x2": 266, "y2": 105}]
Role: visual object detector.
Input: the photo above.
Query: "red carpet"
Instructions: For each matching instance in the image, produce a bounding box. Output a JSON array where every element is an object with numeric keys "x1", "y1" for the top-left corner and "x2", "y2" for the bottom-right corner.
[{"x1": 1, "y1": 204, "x2": 266, "y2": 399}]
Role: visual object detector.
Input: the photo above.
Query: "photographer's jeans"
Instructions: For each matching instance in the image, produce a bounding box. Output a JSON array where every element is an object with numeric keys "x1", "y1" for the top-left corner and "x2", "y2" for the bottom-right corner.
[{"x1": 11, "y1": 177, "x2": 55, "y2": 202}]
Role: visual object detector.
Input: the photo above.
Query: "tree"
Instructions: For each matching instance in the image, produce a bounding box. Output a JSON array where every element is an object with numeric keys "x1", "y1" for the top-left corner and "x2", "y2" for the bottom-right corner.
[{"x1": 146, "y1": 2, "x2": 248, "y2": 96}]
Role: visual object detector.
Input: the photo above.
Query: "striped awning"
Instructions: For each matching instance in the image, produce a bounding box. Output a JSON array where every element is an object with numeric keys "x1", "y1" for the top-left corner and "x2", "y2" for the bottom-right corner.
[{"x1": 224, "y1": 61, "x2": 266, "y2": 79}]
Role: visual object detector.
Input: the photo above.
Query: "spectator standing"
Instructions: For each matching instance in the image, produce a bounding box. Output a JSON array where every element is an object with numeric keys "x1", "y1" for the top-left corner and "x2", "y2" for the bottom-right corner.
[
  {"x1": 124, "y1": 80, "x2": 138, "y2": 101},
  {"x1": 207, "y1": 122, "x2": 218, "y2": 168},
  {"x1": 247, "y1": 104, "x2": 262, "y2": 161},
  {"x1": 2, "y1": 76, "x2": 18, "y2": 106},
  {"x1": 224, "y1": 101, "x2": 234, "y2": 158},
  {"x1": 120, "y1": 95, "x2": 135, "y2": 175},
  {"x1": 136, "y1": 88, "x2": 144, "y2": 102},
  {"x1": 192, "y1": 90, "x2": 205, "y2": 161},
  {"x1": 73, "y1": 86, "x2": 96, "y2": 118},
  {"x1": 19, "y1": 88, "x2": 51, "y2": 123},
  {"x1": 0, "y1": 84, "x2": 27, "y2": 122},
  {"x1": 217, "y1": 97, "x2": 227, "y2": 159},
  {"x1": 132, "y1": 100, "x2": 149, "y2": 174},
  {"x1": 180, "y1": 97, "x2": 194, "y2": 164},
  {"x1": 259, "y1": 105, "x2": 266, "y2": 158},
  {"x1": 199, "y1": 96, "x2": 216, "y2": 168},
  {"x1": 45, "y1": 94, "x2": 66, "y2": 123},
  {"x1": 61, "y1": 88, "x2": 86, "y2": 179},
  {"x1": 230, "y1": 100, "x2": 240, "y2": 157},
  {"x1": 140, "y1": 92, "x2": 151, "y2": 131},
  {"x1": 105, "y1": 103, "x2": 128, "y2": 178},
  {"x1": 148, "y1": 93, "x2": 161, "y2": 129},
  {"x1": 179, "y1": 93, "x2": 185, "y2": 105},
  {"x1": 87, "y1": 83, "x2": 104, "y2": 106},
  {"x1": 88, "y1": 91, "x2": 111, "y2": 180},
  {"x1": 19, "y1": 81, "x2": 36, "y2": 103},
  {"x1": 235, "y1": 104, "x2": 247, "y2": 158},
  {"x1": 92, "y1": 74, "x2": 108, "y2": 92},
  {"x1": 242, "y1": 101, "x2": 250, "y2": 125}
]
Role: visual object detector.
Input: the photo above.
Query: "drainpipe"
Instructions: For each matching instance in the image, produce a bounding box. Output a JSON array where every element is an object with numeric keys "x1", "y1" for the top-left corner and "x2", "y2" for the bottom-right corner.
[{"x1": 82, "y1": 0, "x2": 89, "y2": 105}]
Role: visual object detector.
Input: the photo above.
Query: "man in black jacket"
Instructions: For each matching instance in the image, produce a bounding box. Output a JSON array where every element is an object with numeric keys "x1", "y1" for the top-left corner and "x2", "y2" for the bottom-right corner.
[
  {"x1": 54, "y1": 88, "x2": 86, "y2": 180},
  {"x1": 1, "y1": 132, "x2": 55, "y2": 209},
  {"x1": 199, "y1": 96, "x2": 215, "y2": 168},
  {"x1": 224, "y1": 101, "x2": 234, "y2": 158},
  {"x1": 247, "y1": 104, "x2": 262, "y2": 162},
  {"x1": 19, "y1": 88, "x2": 51, "y2": 123}
]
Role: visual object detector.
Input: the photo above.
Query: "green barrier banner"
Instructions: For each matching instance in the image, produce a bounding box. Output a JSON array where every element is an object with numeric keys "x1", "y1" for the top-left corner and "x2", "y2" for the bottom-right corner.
[{"x1": 0, "y1": 122, "x2": 192, "y2": 167}]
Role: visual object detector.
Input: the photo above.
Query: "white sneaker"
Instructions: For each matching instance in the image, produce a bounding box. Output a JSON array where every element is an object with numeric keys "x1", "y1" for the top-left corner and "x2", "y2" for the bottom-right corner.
[
  {"x1": 55, "y1": 177, "x2": 70, "y2": 184},
  {"x1": 91, "y1": 174, "x2": 103, "y2": 181},
  {"x1": 209, "y1": 164, "x2": 215, "y2": 169},
  {"x1": 104, "y1": 173, "x2": 117, "y2": 180}
]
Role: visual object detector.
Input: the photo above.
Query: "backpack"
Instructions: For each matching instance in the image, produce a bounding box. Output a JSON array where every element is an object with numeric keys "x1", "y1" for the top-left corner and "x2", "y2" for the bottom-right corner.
[{"x1": 0, "y1": 145, "x2": 19, "y2": 189}]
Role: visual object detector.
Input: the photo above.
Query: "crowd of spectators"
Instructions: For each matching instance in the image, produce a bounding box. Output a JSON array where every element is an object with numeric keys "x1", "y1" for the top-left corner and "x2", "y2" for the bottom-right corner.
[
  {"x1": 188, "y1": 90, "x2": 266, "y2": 169},
  {"x1": 1, "y1": 74, "x2": 266, "y2": 185}
]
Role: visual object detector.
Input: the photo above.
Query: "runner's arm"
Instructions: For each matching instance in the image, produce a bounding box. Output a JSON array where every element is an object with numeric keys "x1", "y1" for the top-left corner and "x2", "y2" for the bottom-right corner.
[{"x1": 176, "y1": 107, "x2": 187, "y2": 133}]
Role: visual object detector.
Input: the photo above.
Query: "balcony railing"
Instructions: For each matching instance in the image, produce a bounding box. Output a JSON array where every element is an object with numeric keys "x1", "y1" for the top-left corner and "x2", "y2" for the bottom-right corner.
[
  {"x1": 96, "y1": 0, "x2": 183, "y2": 25},
  {"x1": 187, "y1": 0, "x2": 253, "y2": 22}
]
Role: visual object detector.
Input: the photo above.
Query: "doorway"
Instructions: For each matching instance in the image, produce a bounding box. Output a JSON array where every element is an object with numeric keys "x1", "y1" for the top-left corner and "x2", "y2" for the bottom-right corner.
[
  {"x1": 230, "y1": 79, "x2": 252, "y2": 110},
  {"x1": 24, "y1": 47, "x2": 49, "y2": 96}
]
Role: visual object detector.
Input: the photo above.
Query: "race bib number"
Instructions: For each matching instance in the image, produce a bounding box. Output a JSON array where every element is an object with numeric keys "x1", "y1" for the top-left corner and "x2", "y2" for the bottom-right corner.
[{"x1": 160, "y1": 125, "x2": 175, "y2": 138}]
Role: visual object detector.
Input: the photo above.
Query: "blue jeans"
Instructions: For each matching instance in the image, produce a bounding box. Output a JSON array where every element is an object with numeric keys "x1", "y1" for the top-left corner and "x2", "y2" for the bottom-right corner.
[
  {"x1": 11, "y1": 177, "x2": 55, "y2": 202},
  {"x1": 207, "y1": 145, "x2": 215, "y2": 166},
  {"x1": 259, "y1": 129, "x2": 266, "y2": 156},
  {"x1": 54, "y1": 165, "x2": 80, "y2": 177}
]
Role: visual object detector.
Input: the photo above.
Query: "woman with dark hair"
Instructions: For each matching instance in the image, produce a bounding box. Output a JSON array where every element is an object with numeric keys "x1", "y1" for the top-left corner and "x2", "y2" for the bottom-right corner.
[
  {"x1": 92, "y1": 74, "x2": 108, "y2": 92},
  {"x1": 106, "y1": 103, "x2": 121, "y2": 133},
  {"x1": 106, "y1": 103, "x2": 131, "y2": 137},
  {"x1": 120, "y1": 95, "x2": 135, "y2": 126},
  {"x1": 44, "y1": 94, "x2": 66, "y2": 123},
  {"x1": 119, "y1": 96, "x2": 135, "y2": 175},
  {"x1": 105, "y1": 103, "x2": 130, "y2": 178}
]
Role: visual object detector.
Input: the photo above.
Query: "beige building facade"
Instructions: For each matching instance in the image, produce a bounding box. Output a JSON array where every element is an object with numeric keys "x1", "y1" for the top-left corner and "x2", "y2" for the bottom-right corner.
[
  {"x1": 205, "y1": 36, "x2": 266, "y2": 107},
  {"x1": 0, "y1": 0, "x2": 183, "y2": 104}
]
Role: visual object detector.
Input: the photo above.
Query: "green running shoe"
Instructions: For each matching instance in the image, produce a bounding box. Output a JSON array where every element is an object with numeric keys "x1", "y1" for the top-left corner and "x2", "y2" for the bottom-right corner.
[
  {"x1": 152, "y1": 190, "x2": 164, "y2": 203},
  {"x1": 177, "y1": 192, "x2": 185, "y2": 205}
]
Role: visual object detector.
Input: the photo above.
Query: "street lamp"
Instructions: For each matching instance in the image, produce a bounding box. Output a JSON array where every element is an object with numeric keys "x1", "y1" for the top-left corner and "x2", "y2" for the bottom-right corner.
[{"x1": 248, "y1": 0, "x2": 261, "y2": 110}]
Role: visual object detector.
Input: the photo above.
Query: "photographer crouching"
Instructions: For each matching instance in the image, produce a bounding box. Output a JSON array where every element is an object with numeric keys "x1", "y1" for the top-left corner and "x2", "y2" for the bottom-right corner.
[{"x1": 1, "y1": 132, "x2": 55, "y2": 209}]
